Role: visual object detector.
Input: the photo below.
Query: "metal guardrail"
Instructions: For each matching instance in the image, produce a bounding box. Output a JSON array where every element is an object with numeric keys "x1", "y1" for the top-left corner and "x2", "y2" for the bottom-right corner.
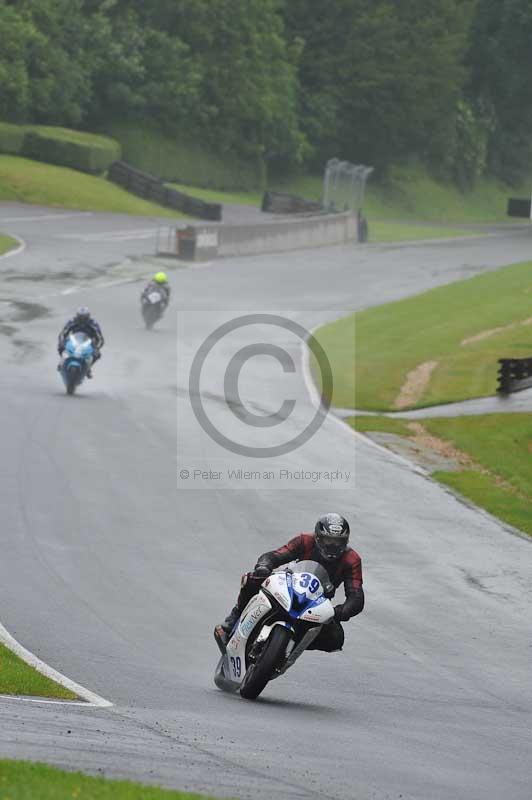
[
  {"x1": 497, "y1": 357, "x2": 532, "y2": 394},
  {"x1": 108, "y1": 161, "x2": 222, "y2": 221}
]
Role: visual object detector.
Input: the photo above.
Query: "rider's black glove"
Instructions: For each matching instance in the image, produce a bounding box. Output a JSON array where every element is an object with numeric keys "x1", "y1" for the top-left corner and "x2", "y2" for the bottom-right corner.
[
  {"x1": 333, "y1": 604, "x2": 346, "y2": 623},
  {"x1": 253, "y1": 563, "x2": 271, "y2": 579}
]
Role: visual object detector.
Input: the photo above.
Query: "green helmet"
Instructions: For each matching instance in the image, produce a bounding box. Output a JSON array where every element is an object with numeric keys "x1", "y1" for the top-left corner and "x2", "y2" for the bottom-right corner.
[{"x1": 154, "y1": 272, "x2": 168, "y2": 284}]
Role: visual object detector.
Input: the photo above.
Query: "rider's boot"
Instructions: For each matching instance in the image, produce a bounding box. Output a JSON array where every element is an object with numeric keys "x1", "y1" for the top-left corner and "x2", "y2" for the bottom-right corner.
[
  {"x1": 214, "y1": 606, "x2": 239, "y2": 654},
  {"x1": 87, "y1": 367, "x2": 93, "y2": 379}
]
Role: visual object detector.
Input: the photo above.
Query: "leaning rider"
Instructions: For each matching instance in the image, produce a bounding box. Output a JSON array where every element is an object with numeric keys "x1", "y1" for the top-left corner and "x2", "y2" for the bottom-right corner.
[
  {"x1": 141, "y1": 272, "x2": 171, "y2": 308},
  {"x1": 57, "y1": 306, "x2": 105, "y2": 378},
  {"x1": 214, "y1": 513, "x2": 364, "y2": 654}
]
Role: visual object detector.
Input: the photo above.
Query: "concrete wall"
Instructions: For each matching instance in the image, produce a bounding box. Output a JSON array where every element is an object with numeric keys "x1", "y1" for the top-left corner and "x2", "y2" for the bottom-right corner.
[
  {"x1": 216, "y1": 212, "x2": 357, "y2": 258},
  {"x1": 157, "y1": 212, "x2": 358, "y2": 261}
]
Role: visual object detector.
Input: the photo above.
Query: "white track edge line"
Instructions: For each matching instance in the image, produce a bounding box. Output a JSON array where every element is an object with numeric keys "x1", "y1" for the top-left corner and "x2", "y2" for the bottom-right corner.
[
  {"x1": 301, "y1": 323, "x2": 428, "y2": 477},
  {"x1": 0, "y1": 622, "x2": 112, "y2": 708},
  {"x1": 0, "y1": 234, "x2": 26, "y2": 260}
]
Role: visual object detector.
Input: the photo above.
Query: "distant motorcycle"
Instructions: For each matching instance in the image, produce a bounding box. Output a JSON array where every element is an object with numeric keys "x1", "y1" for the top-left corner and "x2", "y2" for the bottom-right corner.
[
  {"x1": 141, "y1": 289, "x2": 166, "y2": 330},
  {"x1": 59, "y1": 332, "x2": 94, "y2": 395},
  {"x1": 214, "y1": 560, "x2": 335, "y2": 700}
]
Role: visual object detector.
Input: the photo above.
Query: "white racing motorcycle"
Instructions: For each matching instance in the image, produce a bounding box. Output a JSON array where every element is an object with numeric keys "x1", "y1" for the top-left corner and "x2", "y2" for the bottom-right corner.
[{"x1": 214, "y1": 560, "x2": 335, "y2": 700}]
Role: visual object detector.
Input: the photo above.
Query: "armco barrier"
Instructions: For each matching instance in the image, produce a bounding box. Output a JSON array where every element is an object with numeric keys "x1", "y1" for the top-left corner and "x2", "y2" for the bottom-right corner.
[
  {"x1": 497, "y1": 357, "x2": 532, "y2": 394},
  {"x1": 157, "y1": 212, "x2": 358, "y2": 261},
  {"x1": 108, "y1": 161, "x2": 221, "y2": 221}
]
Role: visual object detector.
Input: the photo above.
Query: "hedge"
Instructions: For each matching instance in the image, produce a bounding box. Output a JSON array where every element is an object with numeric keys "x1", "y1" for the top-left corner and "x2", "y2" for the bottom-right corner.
[
  {"x1": 0, "y1": 122, "x2": 25, "y2": 155},
  {"x1": 0, "y1": 123, "x2": 121, "y2": 174}
]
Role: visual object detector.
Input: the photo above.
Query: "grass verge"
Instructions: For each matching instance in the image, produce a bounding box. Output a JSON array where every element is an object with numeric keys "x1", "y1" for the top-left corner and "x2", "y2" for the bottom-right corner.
[
  {"x1": 314, "y1": 259, "x2": 532, "y2": 411},
  {"x1": 166, "y1": 181, "x2": 262, "y2": 207},
  {"x1": 0, "y1": 760, "x2": 218, "y2": 799},
  {"x1": 0, "y1": 234, "x2": 18, "y2": 256},
  {"x1": 369, "y1": 220, "x2": 477, "y2": 242},
  {"x1": 279, "y1": 165, "x2": 529, "y2": 225},
  {"x1": 348, "y1": 415, "x2": 412, "y2": 436},
  {"x1": 0, "y1": 155, "x2": 182, "y2": 217},
  {"x1": 0, "y1": 643, "x2": 77, "y2": 699},
  {"x1": 349, "y1": 414, "x2": 532, "y2": 536}
]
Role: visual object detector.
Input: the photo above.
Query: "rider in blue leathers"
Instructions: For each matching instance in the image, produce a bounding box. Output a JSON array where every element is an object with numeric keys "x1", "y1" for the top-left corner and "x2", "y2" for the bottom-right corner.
[{"x1": 57, "y1": 307, "x2": 104, "y2": 378}]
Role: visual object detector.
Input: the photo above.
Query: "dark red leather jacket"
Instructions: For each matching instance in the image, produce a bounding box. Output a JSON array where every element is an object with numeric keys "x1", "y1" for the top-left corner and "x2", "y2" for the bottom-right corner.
[{"x1": 256, "y1": 533, "x2": 364, "y2": 620}]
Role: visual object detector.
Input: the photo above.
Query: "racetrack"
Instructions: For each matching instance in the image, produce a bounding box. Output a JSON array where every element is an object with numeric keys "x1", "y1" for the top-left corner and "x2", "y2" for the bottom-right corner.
[{"x1": 0, "y1": 206, "x2": 531, "y2": 799}]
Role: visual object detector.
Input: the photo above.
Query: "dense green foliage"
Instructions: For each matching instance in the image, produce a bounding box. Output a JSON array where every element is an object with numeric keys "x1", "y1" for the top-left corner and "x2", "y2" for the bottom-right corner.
[{"x1": 0, "y1": 0, "x2": 530, "y2": 185}]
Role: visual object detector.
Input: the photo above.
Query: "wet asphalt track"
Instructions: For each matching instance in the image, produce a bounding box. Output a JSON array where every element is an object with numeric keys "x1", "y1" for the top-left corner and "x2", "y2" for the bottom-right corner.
[{"x1": 0, "y1": 205, "x2": 531, "y2": 799}]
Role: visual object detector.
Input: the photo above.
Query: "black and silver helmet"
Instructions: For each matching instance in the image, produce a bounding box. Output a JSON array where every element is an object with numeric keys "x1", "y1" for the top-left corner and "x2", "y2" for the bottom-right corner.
[
  {"x1": 75, "y1": 306, "x2": 91, "y2": 321},
  {"x1": 315, "y1": 513, "x2": 350, "y2": 561}
]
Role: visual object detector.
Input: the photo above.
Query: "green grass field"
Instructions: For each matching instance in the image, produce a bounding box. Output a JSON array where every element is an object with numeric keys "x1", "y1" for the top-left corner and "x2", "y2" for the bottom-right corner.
[
  {"x1": 0, "y1": 761, "x2": 219, "y2": 800},
  {"x1": 0, "y1": 233, "x2": 18, "y2": 255},
  {"x1": 166, "y1": 181, "x2": 262, "y2": 207},
  {"x1": 0, "y1": 155, "x2": 182, "y2": 216},
  {"x1": 348, "y1": 415, "x2": 412, "y2": 436},
  {"x1": 314, "y1": 259, "x2": 532, "y2": 411},
  {"x1": 284, "y1": 165, "x2": 528, "y2": 225},
  {"x1": 349, "y1": 414, "x2": 532, "y2": 536},
  {"x1": 0, "y1": 643, "x2": 77, "y2": 699}
]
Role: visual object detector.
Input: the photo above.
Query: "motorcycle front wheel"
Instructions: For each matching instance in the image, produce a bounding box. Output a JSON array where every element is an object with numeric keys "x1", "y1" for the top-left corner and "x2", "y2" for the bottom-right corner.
[
  {"x1": 240, "y1": 625, "x2": 291, "y2": 700},
  {"x1": 66, "y1": 367, "x2": 80, "y2": 395}
]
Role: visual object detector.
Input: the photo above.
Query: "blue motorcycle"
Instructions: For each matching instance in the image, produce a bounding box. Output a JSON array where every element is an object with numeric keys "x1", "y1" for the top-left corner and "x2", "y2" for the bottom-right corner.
[{"x1": 59, "y1": 332, "x2": 95, "y2": 395}]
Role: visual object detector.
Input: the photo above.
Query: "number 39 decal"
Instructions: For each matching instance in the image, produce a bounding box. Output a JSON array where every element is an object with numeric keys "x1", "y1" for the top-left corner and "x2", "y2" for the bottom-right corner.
[
  {"x1": 298, "y1": 573, "x2": 320, "y2": 594},
  {"x1": 230, "y1": 656, "x2": 242, "y2": 677}
]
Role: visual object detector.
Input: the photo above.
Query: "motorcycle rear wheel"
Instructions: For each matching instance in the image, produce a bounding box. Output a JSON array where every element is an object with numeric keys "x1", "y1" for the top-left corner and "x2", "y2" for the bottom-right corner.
[
  {"x1": 143, "y1": 305, "x2": 161, "y2": 330},
  {"x1": 240, "y1": 625, "x2": 291, "y2": 700}
]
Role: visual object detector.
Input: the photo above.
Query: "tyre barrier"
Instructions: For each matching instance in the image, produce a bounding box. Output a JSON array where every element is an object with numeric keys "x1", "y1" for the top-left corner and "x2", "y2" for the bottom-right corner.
[
  {"x1": 261, "y1": 190, "x2": 323, "y2": 215},
  {"x1": 108, "y1": 161, "x2": 222, "y2": 221},
  {"x1": 507, "y1": 197, "x2": 532, "y2": 218},
  {"x1": 497, "y1": 357, "x2": 532, "y2": 394}
]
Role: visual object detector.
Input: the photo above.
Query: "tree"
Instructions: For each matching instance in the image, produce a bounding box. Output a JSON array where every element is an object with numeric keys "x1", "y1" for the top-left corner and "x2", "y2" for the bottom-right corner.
[
  {"x1": 283, "y1": 0, "x2": 474, "y2": 174},
  {"x1": 468, "y1": 0, "x2": 532, "y2": 183},
  {"x1": 124, "y1": 0, "x2": 305, "y2": 163},
  {"x1": 0, "y1": 1, "x2": 36, "y2": 120}
]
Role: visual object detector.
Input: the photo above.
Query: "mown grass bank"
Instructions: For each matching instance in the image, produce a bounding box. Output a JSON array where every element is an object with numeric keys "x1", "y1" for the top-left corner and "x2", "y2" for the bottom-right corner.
[
  {"x1": 271, "y1": 165, "x2": 529, "y2": 225},
  {"x1": 107, "y1": 125, "x2": 528, "y2": 225},
  {"x1": 0, "y1": 156, "x2": 182, "y2": 216},
  {"x1": 314, "y1": 259, "x2": 532, "y2": 411},
  {"x1": 350, "y1": 414, "x2": 532, "y2": 536},
  {"x1": 0, "y1": 761, "x2": 218, "y2": 800},
  {"x1": 0, "y1": 643, "x2": 77, "y2": 699},
  {"x1": 0, "y1": 233, "x2": 18, "y2": 256},
  {"x1": 369, "y1": 220, "x2": 477, "y2": 243}
]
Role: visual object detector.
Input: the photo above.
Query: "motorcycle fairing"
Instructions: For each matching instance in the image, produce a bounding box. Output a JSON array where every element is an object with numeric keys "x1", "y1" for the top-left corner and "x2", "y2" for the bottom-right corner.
[
  {"x1": 224, "y1": 592, "x2": 272, "y2": 686},
  {"x1": 61, "y1": 333, "x2": 94, "y2": 386}
]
